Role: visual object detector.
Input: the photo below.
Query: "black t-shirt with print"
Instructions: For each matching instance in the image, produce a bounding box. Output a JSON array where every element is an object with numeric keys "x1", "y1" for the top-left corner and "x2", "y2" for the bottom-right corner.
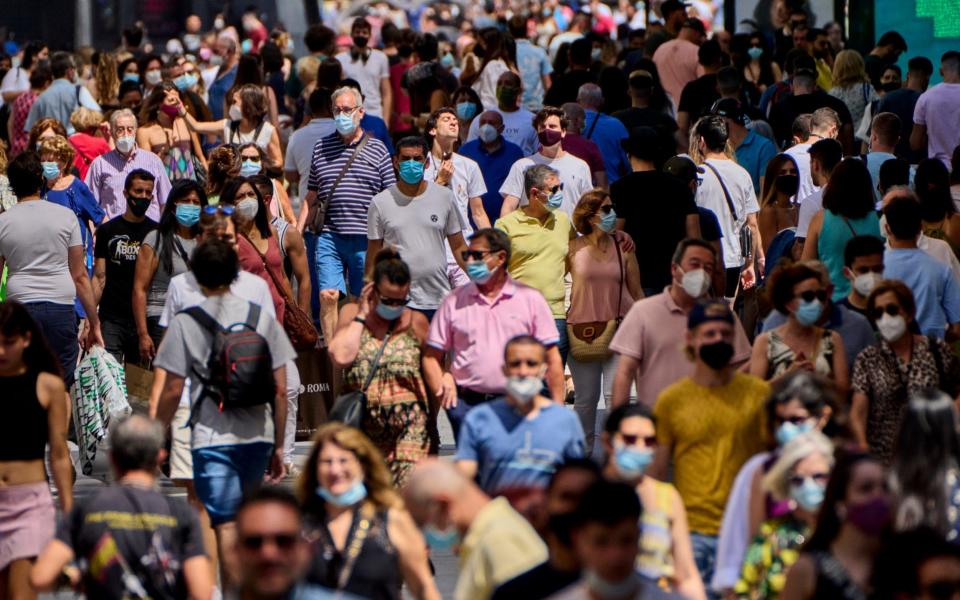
[
  {"x1": 94, "y1": 216, "x2": 156, "y2": 321},
  {"x1": 56, "y1": 484, "x2": 205, "y2": 600}
]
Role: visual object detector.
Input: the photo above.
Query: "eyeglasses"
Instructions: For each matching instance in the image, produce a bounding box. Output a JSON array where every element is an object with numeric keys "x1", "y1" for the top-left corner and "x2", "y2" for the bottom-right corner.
[
  {"x1": 462, "y1": 249, "x2": 493, "y2": 261},
  {"x1": 620, "y1": 433, "x2": 657, "y2": 447},
  {"x1": 870, "y1": 304, "x2": 901, "y2": 320},
  {"x1": 506, "y1": 359, "x2": 542, "y2": 368},
  {"x1": 597, "y1": 205, "x2": 614, "y2": 214},
  {"x1": 788, "y1": 473, "x2": 830, "y2": 487},
  {"x1": 333, "y1": 106, "x2": 359, "y2": 116},
  {"x1": 203, "y1": 205, "x2": 235, "y2": 215},
  {"x1": 797, "y1": 290, "x2": 828, "y2": 303},
  {"x1": 922, "y1": 579, "x2": 960, "y2": 600},
  {"x1": 377, "y1": 291, "x2": 409, "y2": 307},
  {"x1": 240, "y1": 533, "x2": 299, "y2": 551},
  {"x1": 779, "y1": 415, "x2": 812, "y2": 425},
  {"x1": 241, "y1": 155, "x2": 261, "y2": 162}
]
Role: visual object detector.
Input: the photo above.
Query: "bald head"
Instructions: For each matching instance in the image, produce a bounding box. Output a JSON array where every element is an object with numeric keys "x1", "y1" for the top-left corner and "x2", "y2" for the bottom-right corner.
[
  {"x1": 577, "y1": 83, "x2": 604, "y2": 110},
  {"x1": 403, "y1": 459, "x2": 487, "y2": 528},
  {"x1": 110, "y1": 414, "x2": 166, "y2": 475},
  {"x1": 478, "y1": 110, "x2": 504, "y2": 129}
]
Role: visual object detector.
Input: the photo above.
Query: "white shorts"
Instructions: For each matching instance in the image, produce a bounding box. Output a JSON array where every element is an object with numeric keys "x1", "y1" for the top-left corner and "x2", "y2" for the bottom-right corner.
[{"x1": 169, "y1": 403, "x2": 194, "y2": 481}]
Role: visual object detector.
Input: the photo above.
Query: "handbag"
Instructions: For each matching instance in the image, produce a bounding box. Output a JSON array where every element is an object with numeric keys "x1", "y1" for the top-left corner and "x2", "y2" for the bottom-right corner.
[
  {"x1": 305, "y1": 133, "x2": 370, "y2": 233},
  {"x1": 241, "y1": 234, "x2": 319, "y2": 351},
  {"x1": 703, "y1": 161, "x2": 753, "y2": 264},
  {"x1": 567, "y1": 237, "x2": 624, "y2": 363},
  {"x1": 329, "y1": 320, "x2": 396, "y2": 429}
]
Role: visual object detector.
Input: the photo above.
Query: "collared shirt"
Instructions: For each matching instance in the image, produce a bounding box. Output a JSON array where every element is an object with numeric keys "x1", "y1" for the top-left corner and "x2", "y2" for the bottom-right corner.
[
  {"x1": 761, "y1": 302, "x2": 876, "y2": 368},
  {"x1": 735, "y1": 129, "x2": 778, "y2": 195},
  {"x1": 24, "y1": 78, "x2": 100, "y2": 135},
  {"x1": 306, "y1": 131, "x2": 395, "y2": 235},
  {"x1": 884, "y1": 247, "x2": 960, "y2": 338},
  {"x1": 609, "y1": 288, "x2": 753, "y2": 406},
  {"x1": 456, "y1": 497, "x2": 548, "y2": 600},
  {"x1": 459, "y1": 138, "x2": 525, "y2": 221},
  {"x1": 85, "y1": 148, "x2": 172, "y2": 222},
  {"x1": 516, "y1": 39, "x2": 552, "y2": 111},
  {"x1": 284, "y1": 118, "x2": 336, "y2": 192},
  {"x1": 494, "y1": 209, "x2": 575, "y2": 318},
  {"x1": 583, "y1": 109, "x2": 629, "y2": 184},
  {"x1": 427, "y1": 276, "x2": 559, "y2": 394}
]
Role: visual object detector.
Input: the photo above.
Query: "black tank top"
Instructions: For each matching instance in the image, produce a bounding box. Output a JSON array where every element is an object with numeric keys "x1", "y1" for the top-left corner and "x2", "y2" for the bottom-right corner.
[{"x1": 0, "y1": 371, "x2": 48, "y2": 461}]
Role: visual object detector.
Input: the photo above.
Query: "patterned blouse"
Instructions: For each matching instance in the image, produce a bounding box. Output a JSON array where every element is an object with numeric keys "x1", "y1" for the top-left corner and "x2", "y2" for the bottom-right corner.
[
  {"x1": 851, "y1": 336, "x2": 960, "y2": 463},
  {"x1": 734, "y1": 515, "x2": 809, "y2": 600}
]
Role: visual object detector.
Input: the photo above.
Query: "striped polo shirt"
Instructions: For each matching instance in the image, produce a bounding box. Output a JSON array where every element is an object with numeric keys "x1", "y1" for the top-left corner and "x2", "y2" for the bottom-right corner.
[{"x1": 307, "y1": 131, "x2": 396, "y2": 235}]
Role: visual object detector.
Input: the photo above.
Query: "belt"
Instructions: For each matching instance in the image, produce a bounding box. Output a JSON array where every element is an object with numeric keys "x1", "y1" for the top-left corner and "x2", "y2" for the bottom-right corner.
[{"x1": 456, "y1": 386, "x2": 499, "y2": 404}]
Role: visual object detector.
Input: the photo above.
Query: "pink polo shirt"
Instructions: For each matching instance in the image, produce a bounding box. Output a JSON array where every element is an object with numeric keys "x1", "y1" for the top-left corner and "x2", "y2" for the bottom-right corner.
[
  {"x1": 609, "y1": 287, "x2": 752, "y2": 406},
  {"x1": 427, "y1": 276, "x2": 560, "y2": 394}
]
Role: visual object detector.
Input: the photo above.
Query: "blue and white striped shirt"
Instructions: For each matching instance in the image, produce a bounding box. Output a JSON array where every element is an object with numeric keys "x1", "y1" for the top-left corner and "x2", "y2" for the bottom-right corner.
[{"x1": 307, "y1": 131, "x2": 395, "y2": 235}]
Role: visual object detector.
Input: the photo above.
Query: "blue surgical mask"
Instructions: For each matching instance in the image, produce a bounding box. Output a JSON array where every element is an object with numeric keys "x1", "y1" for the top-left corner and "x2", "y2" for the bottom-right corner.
[
  {"x1": 790, "y1": 478, "x2": 826, "y2": 512},
  {"x1": 41, "y1": 161, "x2": 60, "y2": 180},
  {"x1": 614, "y1": 444, "x2": 653, "y2": 479},
  {"x1": 316, "y1": 480, "x2": 367, "y2": 507},
  {"x1": 239, "y1": 159, "x2": 261, "y2": 177},
  {"x1": 440, "y1": 52, "x2": 455, "y2": 68},
  {"x1": 398, "y1": 159, "x2": 425, "y2": 185},
  {"x1": 776, "y1": 420, "x2": 815, "y2": 446},
  {"x1": 479, "y1": 123, "x2": 498, "y2": 143},
  {"x1": 591, "y1": 47, "x2": 602, "y2": 62},
  {"x1": 598, "y1": 208, "x2": 617, "y2": 233},
  {"x1": 376, "y1": 302, "x2": 405, "y2": 321},
  {"x1": 466, "y1": 260, "x2": 496, "y2": 284},
  {"x1": 335, "y1": 111, "x2": 358, "y2": 135},
  {"x1": 794, "y1": 299, "x2": 823, "y2": 326},
  {"x1": 175, "y1": 203, "x2": 201, "y2": 227},
  {"x1": 173, "y1": 74, "x2": 191, "y2": 91},
  {"x1": 423, "y1": 524, "x2": 460, "y2": 550},
  {"x1": 122, "y1": 72, "x2": 140, "y2": 83},
  {"x1": 456, "y1": 101, "x2": 477, "y2": 120},
  {"x1": 545, "y1": 190, "x2": 564, "y2": 211}
]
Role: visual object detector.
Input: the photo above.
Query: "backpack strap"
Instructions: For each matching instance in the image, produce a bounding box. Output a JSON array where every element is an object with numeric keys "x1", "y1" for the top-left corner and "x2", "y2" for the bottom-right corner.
[{"x1": 244, "y1": 302, "x2": 261, "y2": 331}]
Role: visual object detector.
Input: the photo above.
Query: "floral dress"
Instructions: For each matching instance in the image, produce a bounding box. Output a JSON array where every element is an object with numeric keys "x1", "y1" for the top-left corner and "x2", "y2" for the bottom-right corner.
[
  {"x1": 734, "y1": 515, "x2": 809, "y2": 599},
  {"x1": 344, "y1": 327, "x2": 429, "y2": 487},
  {"x1": 765, "y1": 328, "x2": 835, "y2": 380}
]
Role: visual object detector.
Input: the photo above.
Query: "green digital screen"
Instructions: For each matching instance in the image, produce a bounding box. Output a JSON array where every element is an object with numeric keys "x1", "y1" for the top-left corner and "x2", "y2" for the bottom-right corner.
[{"x1": 876, "y1": 0, "x2": 960, "y2": 84}]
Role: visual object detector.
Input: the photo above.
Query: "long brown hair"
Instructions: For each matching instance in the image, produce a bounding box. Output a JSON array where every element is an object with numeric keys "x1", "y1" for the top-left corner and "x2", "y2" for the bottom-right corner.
[{"x1": 760, "y1": 153, "x2": 799, "y2": 207}]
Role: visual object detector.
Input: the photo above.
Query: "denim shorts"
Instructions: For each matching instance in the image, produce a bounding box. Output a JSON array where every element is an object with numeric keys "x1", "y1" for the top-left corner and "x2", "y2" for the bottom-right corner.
[
  {"x1": 192, "y1": 442, "x2": 273, "y2": 526},
  {"x1": 313, "y1": 230, "x2": 367, "y2": 298},
  {"x1": 24, "y1": 302, "x2": 79, "y2": 388}
]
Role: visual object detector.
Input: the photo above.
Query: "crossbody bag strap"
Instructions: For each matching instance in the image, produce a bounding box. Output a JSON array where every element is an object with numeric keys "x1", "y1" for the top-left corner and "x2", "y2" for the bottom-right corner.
[
  {"x1": 327, "y1": 134, "x2": 370, "y2": 199},
  {"x1": 612, "y1": 234, "x2": 624, "y2": 322},
  {"x1": 361, "y1": 319, "x2": 396, "y2": 393},
  {"x1": 702, "y1": 161, "x2": 738, "y2": 222},
  {"x1": 585, "y1": 112, "x2": 600, "y2": 139},
  {"x1": 335, "y1": 503, "x2": 374, "y2": 590},
  {"x1": 841, "y1": 215, "x2": 858, "y2": 237},
  {"x1": 171, "y1": 235, "x2": 191, "y2": 266},
  {"x1": 240, "y1": 234, "x2": 295, "y2": 305}
]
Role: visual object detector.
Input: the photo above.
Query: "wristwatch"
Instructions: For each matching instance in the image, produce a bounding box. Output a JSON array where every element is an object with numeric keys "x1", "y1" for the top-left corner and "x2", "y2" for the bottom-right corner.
[{"x1": 353, "y1": 316, "x2": 366, "y2": 325}]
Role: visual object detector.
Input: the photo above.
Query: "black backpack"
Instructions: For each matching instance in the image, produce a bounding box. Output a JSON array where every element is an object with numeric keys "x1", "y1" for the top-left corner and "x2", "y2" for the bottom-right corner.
[{"x1": 182, "y1": 303, "x2": 276, "y2": 420}]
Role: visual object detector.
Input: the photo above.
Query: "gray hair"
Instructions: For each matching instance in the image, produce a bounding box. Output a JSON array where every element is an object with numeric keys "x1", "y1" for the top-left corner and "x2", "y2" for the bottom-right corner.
[
  {"x1": 331, "y1": 86, "x2": 363, "y2": 109},
  {"x1": 763, "y1": 430, "x2": 834, "y2": 500},
  {"x1": 577, "y1": 83, "x2": 604, "y2": 109},
  {"x1": 109, "y1": 108, "x2": 137, "y2": 131},
  {"x1": 523, "y1": 164, "x2": 558, "y2": 197},
  {"x1": 561, "y1": 102, "x2": 585, "y2": 122},
  {"x1": 471, "y1": 227, "x2": 512, "y2": 263},
  {"x1": 109, "y1": 414, "x2": 165, "y2": 473}
]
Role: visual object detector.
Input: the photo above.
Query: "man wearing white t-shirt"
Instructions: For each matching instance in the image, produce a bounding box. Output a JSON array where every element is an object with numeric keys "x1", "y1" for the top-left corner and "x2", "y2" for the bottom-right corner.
[
  {"x1": 785, "y1": 107, "x2": 841, "y2": 206},
  {"x1": 499, "y1": 106, "x2": 593, "y2": 218},
  {"x1": 693, "y1": 115, "x2": 762, "y2": 296},
  {"x1": 424, "y1": 107, "x2": 488, "y2": 286},
  {"x1": 336, "y1": 18, "x2": 391, "y2": 119},
  {"x1": 466, "y1": 71, "x2": 539, "y2": 155},
  {"x1": 795, "y1": 138, "x2": 843, "y2": 243}
]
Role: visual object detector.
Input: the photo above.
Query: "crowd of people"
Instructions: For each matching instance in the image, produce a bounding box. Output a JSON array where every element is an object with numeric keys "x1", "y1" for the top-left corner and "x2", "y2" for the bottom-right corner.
[{"x1": 1, "y1": 0, "x2": 960, "y2": 599}]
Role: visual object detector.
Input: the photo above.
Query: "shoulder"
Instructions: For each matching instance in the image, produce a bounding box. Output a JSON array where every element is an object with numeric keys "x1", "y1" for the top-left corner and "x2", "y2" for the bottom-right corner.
[{"x1": 37, "y1": 371, "x2": 67, "y2": 402}]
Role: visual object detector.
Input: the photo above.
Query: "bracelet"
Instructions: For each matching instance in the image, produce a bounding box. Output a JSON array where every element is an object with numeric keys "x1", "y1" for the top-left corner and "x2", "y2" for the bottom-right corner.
[{"x1": 353, "y1": 316, "x2": 366, "y2": 325}]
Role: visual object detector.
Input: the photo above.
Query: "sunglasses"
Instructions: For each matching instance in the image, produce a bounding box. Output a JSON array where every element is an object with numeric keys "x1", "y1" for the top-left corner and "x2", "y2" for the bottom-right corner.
[
  {"x1": 377, "y1": 292, "x2": 409, "y2": 307},
  {"x1": 240, "y1": 533, "x2": 299, "y2": 551},
  {"x1": 870, "y1": 304, "x2": 901, "y2": 320},
  {"x1": 598, "y1": 205, "x2": 614, "y2": 214},
  {"x1": 620, "y1": 433, "x2": 657, "y2": 447},
  {"x1": 788, "y1": 473, "x2": 830, "y2": 487},
  {"x1": 241, "y1": 155, "x2": 261, "y2": 162},
  {"x1": 462, "y1": 249, "x2": 494, "y2": 261},
  {"x1": 923, "y1": 580, "x2": 960, "y2": 600},
  {"x1": 203, "y1": 205, "x2": 235, "y2": 215},
  {"x1": 506, "y1": 359, "x2": 542, "y2": 368},
  {"x1": 797, "y1": 290, "x2": 828, "y2": 303},
  {"x1": 548, "y1": 183, "x2": 564, "y2": 195}
]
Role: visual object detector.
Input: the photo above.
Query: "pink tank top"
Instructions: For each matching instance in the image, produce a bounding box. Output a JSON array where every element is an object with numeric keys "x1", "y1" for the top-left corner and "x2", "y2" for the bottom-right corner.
[
  {"x1": 237, "y1": 234, "x2": 287, "y2": 324},
  {"x1": 567, "y1": 235, "x2": 633, "y2": 324}
]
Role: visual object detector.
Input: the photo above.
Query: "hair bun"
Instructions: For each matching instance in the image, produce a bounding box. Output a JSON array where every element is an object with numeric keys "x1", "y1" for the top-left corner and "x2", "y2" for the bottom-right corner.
[{"x1": 374, "y1": 247, "x2": 402, "y2": 265}]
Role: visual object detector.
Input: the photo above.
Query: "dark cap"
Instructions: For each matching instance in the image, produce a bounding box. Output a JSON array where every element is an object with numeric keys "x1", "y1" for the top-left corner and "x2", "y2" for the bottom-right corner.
[
  {"x1": 663, "y1": 155, "x2": 704, "y2": 183},
  {"x1": 711, "y1": 98, "x2": 746, "y2": 126},
  {"x1": 659, "y1": 0, "x2": 689, "y2": 18},
  {"x1": 687, "y1": 299, "x2": 735, "y2": 330},
  {"x1": 621, "y1": 126, "x2": 661, "y2": 161},
  {"x1": 682, "y1": 18, "x2": 706, "y2": 35}
]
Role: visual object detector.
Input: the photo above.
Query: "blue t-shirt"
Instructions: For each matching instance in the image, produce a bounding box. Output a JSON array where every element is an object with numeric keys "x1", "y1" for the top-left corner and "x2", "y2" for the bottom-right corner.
[
  {"x1": 207, "y1": 65, "x2": 238, "y2": 122},
  {"x1": 735, "y1": 129, "x2": 778, "y2": 195},
  {"x1": 455, "y1": 398, "x2": 585, "y2": 495},
  {"x1": 459, "y1": 138, "x2": 525, "y2": 222},
  {"x1": 360, "y1": 114, "x2": 395, "y2": 156},
  {"x1": 583, "y1": 110, "x2": 629, "y2": 184},
  {"x1": 516, "y1": 40, "x2": 552, "y2": 112},
  {"x1": 884, "y1": 248, "x2": 960, "y2": 338}
]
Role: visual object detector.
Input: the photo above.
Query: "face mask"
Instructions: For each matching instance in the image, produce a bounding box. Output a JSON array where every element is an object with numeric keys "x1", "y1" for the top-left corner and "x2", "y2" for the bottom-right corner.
[
  {"x1": 127, "y1": 195, "x2": 152, "y2": 218},
  {"x1": 790, "y1": 478, "x2": 826, "y2": 511},
  {"x1": 545, "y1": 189, "x2": 564, "y2": 211},
  {"x1": 175, "y1": 203, "x2": 201, "y2": 227},
  {"x1": 496, "y1": 86, "x2": 519, "y2": 107},
  {"x1": 775, "y1": 174, "x2": 800, "y2": 196},
  {"x1": 160, "y1": 103, "x2": 180, "y2": 117},
  {"x1": 41, "y1": 161, "x2": 60, "y2": 180},
  {"x1": 209, "y1": 54, "x2": 224, "y2": 67},
  {"x1": 376, "y1": 301, "x2": 405, "y2": 320},
  {"x1": 614, "y1": 443, "x2": 653, "y2": 479},
  {"x1": 680, "y1": 268, "x2": 711, "y2": 298},
  {"x1": 241, "y1": 39, "x2": 253, "y2": 54},
  {"x1": 776, "y1": 420, "x2": 814, "y2": 446},
  {"x1": 236, "y1": 197, "x2": 260, "y2": 219},
  {"x1": 591, "y1": 47, "x2": 602, "y2": 62},
  {"x1": 398, "y1": 159, "x2": 425, "y2": 185},
  {"x1": 423, "y1": 524, "x2": 460, "y2": 550},
  {"x1": 115, "y1": 135, "x2": 136, "y2": 155},
  {"x1": 479, "y1": 123, "x2": 498, "y2": 143},
  {"x1": 466, "y1": 260, "x2": 496, "y2": 284},
  {"x1": 214, "y1": 17, "x2": 225, "y2": 30},
  {"x1": 11, "y1": 56, "x2": 20, "y2": 69},
  {"x1": 585, "y1": 570, "x2": 640, "y2": 599},
  {"x1": 440, "y1": 53, "x2": 455, "y2": 68},
  {"x1": 852, "y1": 272, "x2": 881, "y2": 297},
  {"x1": 876, "y1": 313, "x2": 907, "y2": 342},
  {"x1": 456, "y1": 101, "x2": 477, "y2": 120},
  {"x1": 747, "y1": 47, "x2": 764, "y2": 60},
  {"x1": 353, "y1": 35, "x2": 369, "y2": 48},
  {"x1": 173, "y1": 74, "x2": 191, "y2": 91},
  {"x1": 122, "y1": 72, "x2": 140, "y2": 83},
  {"x1": 505, "y1": 375, "x2": 542, "y2": 405},
  {"x1": 795, "y1": 299, "x2": 823, "y2": 326},
  {"x1": 316, "y1": 480, "x2": 368, "y2": 507},
  {"x1": 598, "y1": 209, "x2": 617, "y2": 233},
  {"x1": 699, "y1": 340, "x2": 734, "y2": 370},
  {"x1": 183, "y1": 33, "x2": 201, "y2": 52},
  {"x1": 538, "y1": 129, "x2": 562, "y2": 147},
  {"x1": 228, "y1": 105, "x2": 243, "y2": 121},
  {"x1": 335, "y1": 112, "x2": 358, "y2": 135},
  {"x1": 880, "y1": 81, "x2": 901, "y2": 93},
  {"x1": 845, "y1": 496, "x2": 891, "y2": 535},
  {"x1": 144, "y1": 69, "x2": 162, "y2": 86},
  {"x1": 239, "y1": 159, "x2": 261, "y2": 177}
]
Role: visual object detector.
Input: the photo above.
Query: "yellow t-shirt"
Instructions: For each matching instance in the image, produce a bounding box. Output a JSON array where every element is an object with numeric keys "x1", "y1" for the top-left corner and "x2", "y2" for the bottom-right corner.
[
  {"x1": 654, "y1": 372, "x2": 770, "y2": 535},
  {"x1": 494, "y1": 209, "x2": 575, "y2": 318},
  {"x1": 455, "y1": 497, "x2": 548, "y2": 600}
]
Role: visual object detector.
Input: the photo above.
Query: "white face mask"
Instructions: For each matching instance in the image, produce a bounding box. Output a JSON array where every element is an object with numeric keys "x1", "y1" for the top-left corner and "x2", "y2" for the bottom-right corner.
[
  {"x1": 236, "y1": 197, "x2": 259, "y2": 219},
  {"x1": 115, "y1": 135, "x2": 136, "y2": 155},
  {"x1": 876, "y1": 313, "x2": 907, "y2": 342},
  {"x1": 852, "y1": 272, "x2": 882, "y2": 297},
  {"x1": 144, "y1": 69, "x2": 162, "y2": 86},
  {"x1": 228, "y1": 105, "x2": 243, "y2": 121},
  {"x1": 679, "y1": 267, "x2": 710, "y2": 298},
  {"x1": 505, "y1": 375, "x2": 542, "y2": 406}
]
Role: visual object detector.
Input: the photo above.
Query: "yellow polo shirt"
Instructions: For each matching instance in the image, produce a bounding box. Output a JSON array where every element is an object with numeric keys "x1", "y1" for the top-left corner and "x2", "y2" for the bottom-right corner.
[{"x1": 494, "y1": 209, "x2": 575, "y2": 318}]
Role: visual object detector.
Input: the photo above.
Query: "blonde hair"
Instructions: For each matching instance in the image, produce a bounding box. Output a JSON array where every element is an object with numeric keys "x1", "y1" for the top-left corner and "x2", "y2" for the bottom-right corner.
[
  {"x1": 38, "y1": 135, "x2": 75, "y2": 168},
  {"x1": 296, "y1": 55, "x2": 321, "y2": 86},
  {"x1": 94, "y1": 52, "x2": 119, "y2": 105},
  {"x1": 70, "y1": 107, "x2": 104, "y2": 133},
  {"x1": 762, "y1": 430, "x2": 835, "y2": 500},
  {"x1": 831, "y1": 50, "x2": 869, "y2": 88}
]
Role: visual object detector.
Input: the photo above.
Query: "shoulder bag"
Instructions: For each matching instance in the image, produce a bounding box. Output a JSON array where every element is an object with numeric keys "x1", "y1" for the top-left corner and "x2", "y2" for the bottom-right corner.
[
  {"x1": 305, "y1": 134, "x2": 370, "y2": 233},
  {"x1": 703, "y1": 161, "x2": 753, "y2": 263},
  {"x1": 567, "y1": 238, "x2": 624, "y2": 363},
  {"x1": 329, "y1": 320, "x2": 396, "y2": 429}
]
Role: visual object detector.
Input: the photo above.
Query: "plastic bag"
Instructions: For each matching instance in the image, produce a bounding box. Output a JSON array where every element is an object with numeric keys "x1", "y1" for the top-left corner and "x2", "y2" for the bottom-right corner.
[{"x1": 72, "y1": 347, "x2": 131, "y2": 475}]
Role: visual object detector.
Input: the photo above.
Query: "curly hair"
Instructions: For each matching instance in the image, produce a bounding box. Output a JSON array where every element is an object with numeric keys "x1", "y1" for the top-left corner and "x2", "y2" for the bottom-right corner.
[
  {"x1": 38, "y1": 135, "x2": 76, "y2": 169},
  {"x1": 206, "y1": 145, "x2": 239, "y2": 196},
  {"x1": 93, "y1": 51, "x2": 120, "y2": 105},
  {"x1": 27, "y1": 118, "x2": 68, "y2": 154}
]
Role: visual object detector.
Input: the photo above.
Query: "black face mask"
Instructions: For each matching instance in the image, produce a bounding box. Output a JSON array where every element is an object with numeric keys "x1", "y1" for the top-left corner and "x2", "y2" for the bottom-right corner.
[
  {"x1": 775, "y1": 174, "x2": 800, "y2": 196},
  {"x1": 546, "y1": 511, "x2": 576, "y2": 547},
  {"x1": 698, "y1": 340, "x2": 734, "y2": 370},
  {"x1": 127, "y1": 194, "x2": 151, "y2": 217},
  {"x1": 353, "y1": 35, "x2": 369, "y2": 48}
]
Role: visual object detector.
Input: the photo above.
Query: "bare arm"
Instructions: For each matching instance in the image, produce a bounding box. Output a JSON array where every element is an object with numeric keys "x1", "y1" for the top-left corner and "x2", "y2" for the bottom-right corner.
[
  {"x1": 423, "y1": 345, "x2": 456, "y2": 409},
  {"x1": 447, "y1": 232, "x2": 468, "y2": 273},
  {"x1": 545, "y1": 345, "x2": 564, "y2": 403},
  {"x1": 456, "y1": 460, "x2": 479, "y2": 480},
  {"x1": 266, "y1": 127, "x2": 283, "y2": 167},
  {"x1": 266, "y1": 86, "x2": 280, "y2": 128},
  {"x1": 593, "y1": 170, "x2": 608, "y2": 191},
  {"x1": 388, "y1": 509, "x2": 442, "y2": 600},
  {"x1": 183, "y1": 555, "x2": 215, "y2": 600},
  {"x1": 29, "y1": 540, "x2": 76, "y2": 592},
  {"x1": 181, "y1": 109, "x2": 228, "y2": 136},
  {"x1": 780, "y1": 554, "x2": 816, "y2": 600},
  {"x1": 285, "y1": 228, "x2": 312, "y2": 309},
  {"x1": 647, "y1": 442, "x2": 671, "y2": 481},
  {"x1": 69, "y1": 246, "x2": 103, "y2": 348},
  {"x1": 468, "y1": 196, "x2": 491, "y2": 230},
  {"x1": 93, "y1": 257, "x2": 107, "y2": 305},
  {"x1": 850, "y1": 391, "x2": 870, "y2": 451},
  {"x1": 269, "y1": 366, "x2": 288, "y2": 480},
  {"x1": 380, "y1": 77, "x2": 393, "y2": 126},
  {"x1": 328, "y1": 303, "x2": 366, "y2": 368},
  {"x1": 747, "y1": 466, "x2": 766, "y2": 539},
  {"x1": 136, "y1": 127, "x2": 153, "y2": 151},
  {"x1": 43, "y1": 373, "x2": 73, "y2": 512},
  {"x1": 748, "y1": 333, "x2": 770, "y2": 380},
  {"x1": 624, "y1": 251, "x2": 643, "y2": 301},
  {"x1": 611, "y1": 354, "x2": 639, "y2": 408},
  {"x1": 147, "y1": 366, "x2": 167, "y2": 418},
  {"x1": 285, "y1": 169, "x2": 300, "y2": 184},
  {"x1": 500, "y1": 195, "x2": 520, "y2": 218},
  {"x1": 830, "y1": 332, "x2": 849, "y2": 397},
  {"x1": 677, "y1": 111, "x2": 691, "y2": 143},
  {"x1": 910, "y1": 123, "x2": 927, "y2": 152},
  {"x1": 157, "y1": 372, "x2": 186, "y2": 427},
  {"x1": 133, "y1": 244, "x2": 159, "y2": 361},
  {"x1": 298, "y1": 191, "x2": 314, "y2": 231},
  {"x1": 364, "y1": 238, "x2": 384, "y2": 282},
  {"x1": 685, "y1": 213, "x2": 701, "y2": 239},
  {"x1": 670, "y1": 488, "x2": 707, "y2": 600}
]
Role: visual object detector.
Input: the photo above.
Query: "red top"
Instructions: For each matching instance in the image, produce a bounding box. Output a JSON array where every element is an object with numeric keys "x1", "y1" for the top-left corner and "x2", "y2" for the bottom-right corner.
[
  {"x1": 69, "y1": 133, "x2": 111, "y2": 181},
  {"x1": 237, "y1": 234, "x2": 287, "y2": 324},
  {"x1": 389, "y1": 62, "x2": 413, "y2": 133},
  {"x1": 561, "y1": 133, "x2": 604, "y2": 183}
]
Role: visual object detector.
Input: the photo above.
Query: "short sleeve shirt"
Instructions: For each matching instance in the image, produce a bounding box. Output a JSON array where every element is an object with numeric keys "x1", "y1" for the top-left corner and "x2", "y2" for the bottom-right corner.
[
  {"x1": 466, "y1": 107, "x2": 540, "y2": 156},
  {"x1": 516, "y1": 40, "x2": 553, "y2": 111},
  {"x1": 336, "y1": 50, "x2": 390, "y2": 118},
  {"x1": 142, "y1": 230, "x2": 196, "y2": 318},
  {"x1": 695, "y1": 158, "x2": 760, "y2": 268},
  {"x1": 914, "y1": 83, "x2": 960, "y2": 168},
  {"x1": 499, "y1": 152, "x2": 593, "y2": 218},
  {"x1": 94, "y1": 216, "x2": 157, "y2": 321},
  {"x1": 884, "y1": 248, "x2": 960, "y2": 338},
  {"x1": 423, "y1": 153, "x2": 487, "y2": 236}
]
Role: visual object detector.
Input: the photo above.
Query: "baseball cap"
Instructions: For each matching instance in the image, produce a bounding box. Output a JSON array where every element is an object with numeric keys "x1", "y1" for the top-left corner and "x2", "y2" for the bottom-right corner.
[
  {"x1": 711, "y1": 98, "x2": 746, "y2": 126},
  {"x1": 621, "y1": 126, "x2": 661, "y2": 161},
  {"x1": 682, "y1": 18, "x2": 706, "y2": 35},
  {"x1": 687, "y1": 299, "x2": 734, "y2": 330},
  {"x1": 663, "y1": 156, "x2": 704, "y2": 184}
]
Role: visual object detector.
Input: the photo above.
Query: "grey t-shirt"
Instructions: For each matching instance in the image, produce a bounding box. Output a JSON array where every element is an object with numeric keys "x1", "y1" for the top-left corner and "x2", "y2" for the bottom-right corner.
[
  {"x1": 367, "y1": 181, "x2": 461, "y2": 309},
  {"x1": 0, "y1": 200, "x2": 82, "y2": 305},
  {"x1": 154, "y1": 293, "x2": 296, "y2": 449},
  {"x1": 142, "y1": 230, "x2": 196, "y2": 318}
]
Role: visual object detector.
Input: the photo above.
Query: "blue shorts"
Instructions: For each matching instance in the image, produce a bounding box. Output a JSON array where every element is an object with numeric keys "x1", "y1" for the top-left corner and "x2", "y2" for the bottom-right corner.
[
  {"x1": 314, "y1": 230, "x2": 367, "y2": 298},
  {"x1": 192, "y1": 442, "x2": 273, "y2": 526}
]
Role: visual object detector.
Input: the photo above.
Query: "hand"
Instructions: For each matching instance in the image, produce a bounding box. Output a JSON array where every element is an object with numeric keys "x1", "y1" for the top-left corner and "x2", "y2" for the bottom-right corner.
[
  {"x1": 266, "y1": 448, "x2": 286, "y2": 483},
  {"x1": 437, "y1": 158, "x2": 454, "y2": 186},
  {"x1": 139, "y1": 334, "x2": 156, "y2": 362},
  {"x1": 357, "y1": 282, "x2": 374, "y2": 319},
  {"x1": 440, "y1": 373, "x2": 457, "y2": 409},
  {"x1": 82, "y1": 321, "x2": 104, "y2": 351},
  {"x1": 319, "y1": 288, "x2": 340, "y2": 310},
  {"x1": 614, "y1": 230, "x2": 635, "y2": 253},
  {"x1": 740, "y1": 264, "x2": 756, "y2": 290},
  {"x1": 787, "y1": 358, "x2": 814, "y2": 373}
]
